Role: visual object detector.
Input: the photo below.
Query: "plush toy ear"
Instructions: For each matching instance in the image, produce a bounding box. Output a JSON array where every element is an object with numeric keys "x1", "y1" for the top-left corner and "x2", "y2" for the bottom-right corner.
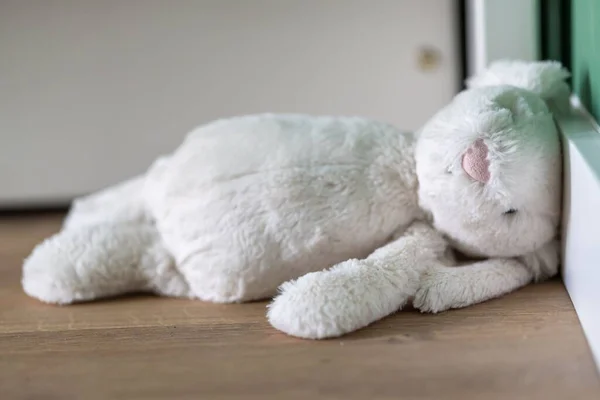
[
  {"x1": 466, "y1": 60, "x2": 571, "y2": 114},
  {"x1": 462, "y1": 139, "x2": 490, "y2": 183}
]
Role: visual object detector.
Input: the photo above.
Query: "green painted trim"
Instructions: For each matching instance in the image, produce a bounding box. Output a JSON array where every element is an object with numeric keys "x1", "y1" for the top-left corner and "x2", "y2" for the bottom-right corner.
[{"x1": 571, "y1": 0, "x2": 600, "y2": 121}]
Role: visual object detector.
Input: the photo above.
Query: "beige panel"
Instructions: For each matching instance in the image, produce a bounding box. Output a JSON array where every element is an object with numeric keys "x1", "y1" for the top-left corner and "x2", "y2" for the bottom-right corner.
[{"x1": 0, "y1": 0, "x2": 459, "y2": 204}]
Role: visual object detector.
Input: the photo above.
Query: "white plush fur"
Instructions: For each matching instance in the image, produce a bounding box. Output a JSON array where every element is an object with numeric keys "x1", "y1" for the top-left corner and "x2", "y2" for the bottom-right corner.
[
  {"x1": 142, "y1": 115, "x2": 420, "y2": 303},
  {"x1": 22, "y1": 60, "x2": 570, "y2": 339}
]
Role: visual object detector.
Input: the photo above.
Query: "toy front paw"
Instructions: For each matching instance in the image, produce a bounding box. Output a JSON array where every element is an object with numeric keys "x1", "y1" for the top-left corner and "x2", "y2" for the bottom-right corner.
[
  {"x1": 413, "y1": 268, "x2": 462, "y2": 313},
  {"x1": 267, "y1": 273, "x2": 348, "y2": 339},
  {"x1": 403, "y1": 221, "x2": 450, "y2": 259},
  {"x1": 267, "y1": 260, "x2": 375, "y2": 339}
]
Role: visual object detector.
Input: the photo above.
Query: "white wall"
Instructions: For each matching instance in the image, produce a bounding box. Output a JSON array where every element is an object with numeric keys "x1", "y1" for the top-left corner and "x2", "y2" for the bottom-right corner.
[{"x1": 0, "y1": 0, "x2": 460, "y2": 205}]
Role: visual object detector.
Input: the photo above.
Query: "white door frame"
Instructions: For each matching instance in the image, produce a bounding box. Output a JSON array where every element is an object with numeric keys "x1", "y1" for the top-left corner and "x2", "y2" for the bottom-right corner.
[{"x1": 465, "y1": 0, "x2": 540, "y2": 77}]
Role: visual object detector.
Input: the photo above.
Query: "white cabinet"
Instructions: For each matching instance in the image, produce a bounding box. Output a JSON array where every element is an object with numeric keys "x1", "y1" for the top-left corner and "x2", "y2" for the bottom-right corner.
[{"x1": 0, "y1": 0, "x2": 460, "y2": 205}]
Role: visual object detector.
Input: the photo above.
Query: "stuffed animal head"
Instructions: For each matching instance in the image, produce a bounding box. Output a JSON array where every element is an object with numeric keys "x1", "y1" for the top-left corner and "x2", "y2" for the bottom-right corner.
[{"x1": 415, "y1": 60, "x2": 570, "y2": 258}]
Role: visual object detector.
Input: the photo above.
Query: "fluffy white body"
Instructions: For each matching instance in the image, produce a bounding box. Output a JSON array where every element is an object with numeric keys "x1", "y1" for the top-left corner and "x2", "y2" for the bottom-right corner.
[
  {"x1": 23, "y1": 60, "x2": 569, "y2": 339},
  {"x1": 142, "y1": 115, "x2": 420, "y2": 303}
]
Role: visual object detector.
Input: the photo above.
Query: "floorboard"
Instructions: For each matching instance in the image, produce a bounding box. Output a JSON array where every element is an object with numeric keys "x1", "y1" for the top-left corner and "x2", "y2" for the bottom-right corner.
[{"x1": 0, "y1": 213, "x2": 598, "y2": 399}]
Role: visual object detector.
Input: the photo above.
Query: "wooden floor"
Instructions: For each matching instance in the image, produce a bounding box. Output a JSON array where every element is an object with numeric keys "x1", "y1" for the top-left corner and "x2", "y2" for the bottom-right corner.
[{"x1": 0, "y1": 213, "x2": 598, "y2": 400}]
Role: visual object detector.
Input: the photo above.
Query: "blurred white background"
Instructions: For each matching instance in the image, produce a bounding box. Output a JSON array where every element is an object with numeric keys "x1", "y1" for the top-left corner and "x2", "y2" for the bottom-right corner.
[{"x1": 0, "y1": 0, "x2": 461, "y2": 206}]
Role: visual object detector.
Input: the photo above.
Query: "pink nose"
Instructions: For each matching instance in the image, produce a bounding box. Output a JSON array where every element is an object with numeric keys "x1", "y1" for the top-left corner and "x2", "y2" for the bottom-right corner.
[{"x1": 462, "y1": 139, "x2": 490, "y2": 183}]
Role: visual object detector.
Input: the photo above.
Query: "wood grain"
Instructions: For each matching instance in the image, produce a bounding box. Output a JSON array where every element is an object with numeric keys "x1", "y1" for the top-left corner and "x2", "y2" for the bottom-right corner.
[{"x1": 0, "y1": 213, "x2": 598, "y2": 400}]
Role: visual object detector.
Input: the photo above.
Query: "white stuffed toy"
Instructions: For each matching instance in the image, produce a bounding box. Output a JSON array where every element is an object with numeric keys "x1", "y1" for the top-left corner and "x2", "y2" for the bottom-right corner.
[{"x1": 23, "y1": 60, "x2": 570, "y2": 339}]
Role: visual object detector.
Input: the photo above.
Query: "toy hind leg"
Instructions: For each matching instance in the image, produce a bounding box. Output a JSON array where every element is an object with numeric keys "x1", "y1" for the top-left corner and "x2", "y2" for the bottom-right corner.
[{"x1": 22, "y1": 175, "x2": 192, "y2": 304}]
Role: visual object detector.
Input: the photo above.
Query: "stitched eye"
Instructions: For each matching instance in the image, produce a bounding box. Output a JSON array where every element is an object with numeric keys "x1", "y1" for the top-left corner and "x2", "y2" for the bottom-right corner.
[{"x1": 503, "y1": 209, "x2": 518, "y2": 215}]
